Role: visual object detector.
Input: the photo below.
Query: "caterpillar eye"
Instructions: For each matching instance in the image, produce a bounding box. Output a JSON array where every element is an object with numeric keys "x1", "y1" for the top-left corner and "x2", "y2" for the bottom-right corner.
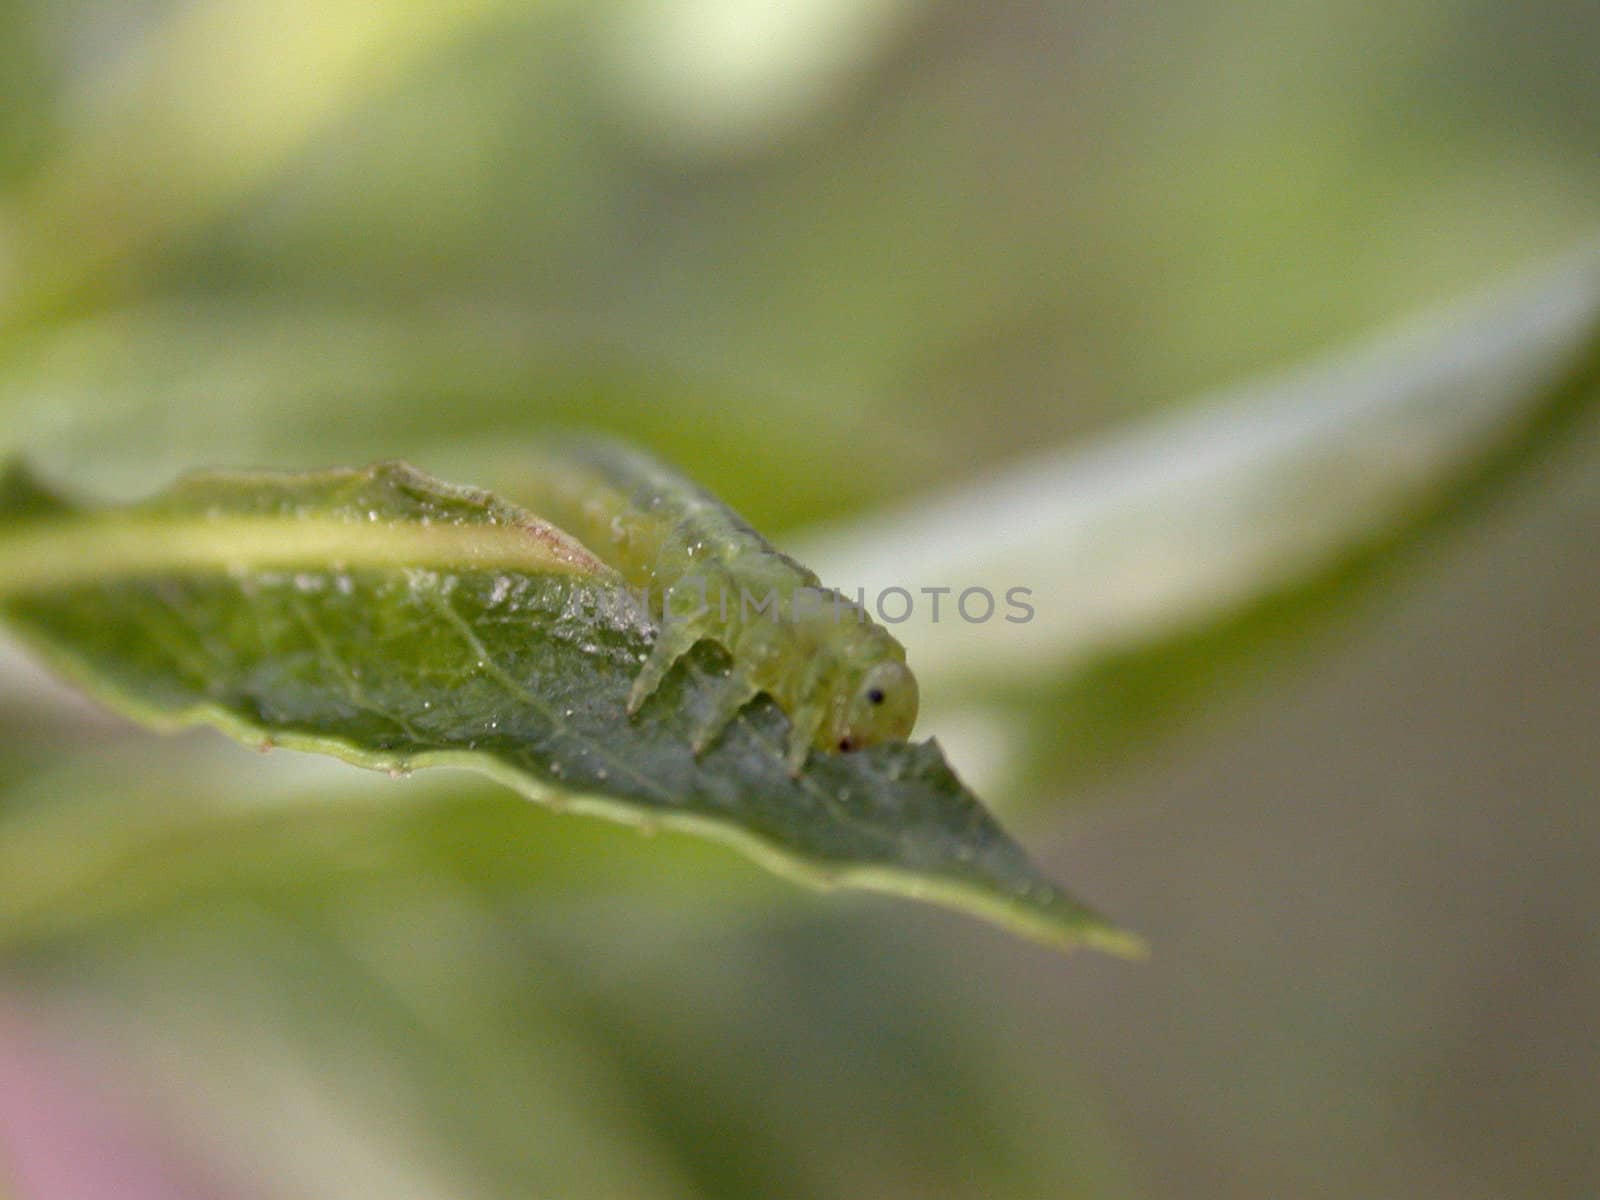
[
  {"x1": 867, "y1": 688, "x2": 886, "y2": 705},
  {"x1": 838, "y1": 737, "x2": 855, "y2": 752}
]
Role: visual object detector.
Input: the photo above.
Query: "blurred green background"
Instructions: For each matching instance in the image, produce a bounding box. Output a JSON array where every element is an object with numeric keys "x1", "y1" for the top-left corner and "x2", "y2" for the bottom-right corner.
[{"x1": 0, "y1": 1, "x2": 1597, "y2": 1197}]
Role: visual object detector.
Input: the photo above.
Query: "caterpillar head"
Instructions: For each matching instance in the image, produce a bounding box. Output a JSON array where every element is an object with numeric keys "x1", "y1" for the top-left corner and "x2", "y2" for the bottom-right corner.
[{"x1": 827, "y1": 657, "x2": 919, "y2": 753}]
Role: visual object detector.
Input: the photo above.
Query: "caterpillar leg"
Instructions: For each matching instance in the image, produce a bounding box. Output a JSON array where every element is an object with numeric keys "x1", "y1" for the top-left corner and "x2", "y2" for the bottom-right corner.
[
  {"x1": 783, "y1": 703, "x2": 826, "y2": 777},
  {"x1": 689, "y1": 672, "x2": 760, "y2": 757},
  {"x1": 627, "y1": 573, "x2": 730, "y2": 714},
  {"x1": 626, "y1": 617, "x2": 703, "y2": 715}
]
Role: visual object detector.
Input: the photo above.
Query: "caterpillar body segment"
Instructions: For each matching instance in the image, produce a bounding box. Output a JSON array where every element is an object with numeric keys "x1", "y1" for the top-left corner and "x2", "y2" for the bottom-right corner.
[{"x1": 506, "y1": 437, "x2": 919, "y2": 773}]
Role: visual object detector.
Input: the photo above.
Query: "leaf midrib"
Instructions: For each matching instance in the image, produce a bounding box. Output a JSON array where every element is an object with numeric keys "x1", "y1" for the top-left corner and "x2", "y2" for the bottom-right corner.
[{"x1": 0, "y1": 514, "x2": 614, "y2": 595}]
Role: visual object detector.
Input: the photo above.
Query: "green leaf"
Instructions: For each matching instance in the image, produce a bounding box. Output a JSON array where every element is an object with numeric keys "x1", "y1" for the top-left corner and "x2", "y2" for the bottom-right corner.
[
  {"x1": 0, "y1": 459, "x2": 1138, "y2": 956},
  {"x1": 803, "y1": 242, "x2": 1600, "y2": 792}
]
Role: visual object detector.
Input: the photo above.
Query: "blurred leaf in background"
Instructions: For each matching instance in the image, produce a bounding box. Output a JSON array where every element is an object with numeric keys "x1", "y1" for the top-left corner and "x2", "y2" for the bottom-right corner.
[{"x1": 1, "y1": 0, "x2": 1598, "y2": 1198}]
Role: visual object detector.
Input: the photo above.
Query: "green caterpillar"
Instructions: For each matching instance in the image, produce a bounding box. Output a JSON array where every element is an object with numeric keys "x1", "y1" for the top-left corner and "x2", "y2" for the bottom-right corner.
[{"x1": 509, "y1": 437, "x2": 919, "y2": 773}]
